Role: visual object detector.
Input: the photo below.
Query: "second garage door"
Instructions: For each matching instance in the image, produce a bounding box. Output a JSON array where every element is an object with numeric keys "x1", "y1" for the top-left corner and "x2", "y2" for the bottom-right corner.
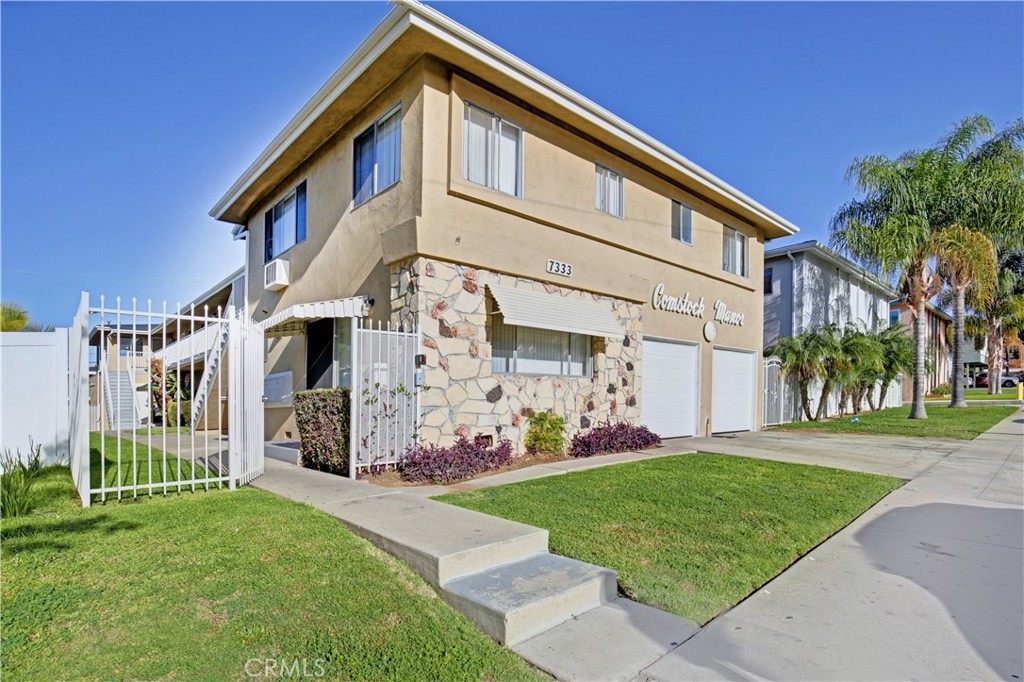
[
  {"x1": 641, "y1": 339, "x2": 698, "y2": 438},
  {"x1": 712, "y1": 347, "x2": 755, "y2": 433}
]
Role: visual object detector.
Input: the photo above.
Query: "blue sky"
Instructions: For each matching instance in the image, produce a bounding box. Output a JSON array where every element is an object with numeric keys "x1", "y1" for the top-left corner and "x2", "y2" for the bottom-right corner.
[{"x1": 3, "y1": 1, "x2": 1022, "y2": 326}]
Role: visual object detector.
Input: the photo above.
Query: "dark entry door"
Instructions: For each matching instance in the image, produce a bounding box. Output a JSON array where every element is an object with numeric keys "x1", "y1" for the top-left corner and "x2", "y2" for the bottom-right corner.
[{"x1": 306, "y1": 318, "x2": 334, "y2": 390}]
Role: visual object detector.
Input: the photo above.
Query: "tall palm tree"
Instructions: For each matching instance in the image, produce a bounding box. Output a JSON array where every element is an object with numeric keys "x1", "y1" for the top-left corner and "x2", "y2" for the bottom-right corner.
[
  {"x1": 966, "y1": 250, "x2": 1024, "y2": 392},
  {"x1": 766, "y1": 330, "x2": 825, "y2": 422},
  {"x1": 933, "y1": 225, "x2": 998, "y2": 407},
  {"x1": 931, "y1": 117, "x2": 1024, "y2": 407},
  {"x1": 875, "y1": 323, "x2": 915, "y2": 410},
  {"x1": 1, "y1": 302, "x2": 30, "y2": 331},
  {"x1": 831, "y1": 148, "x2": 943, "y2": 419}
]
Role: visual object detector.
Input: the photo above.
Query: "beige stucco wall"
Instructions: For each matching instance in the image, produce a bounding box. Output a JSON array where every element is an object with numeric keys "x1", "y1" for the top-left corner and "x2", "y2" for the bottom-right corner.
[{"x1": 245, "y1": 57, "x2": 768, "y2": 441}]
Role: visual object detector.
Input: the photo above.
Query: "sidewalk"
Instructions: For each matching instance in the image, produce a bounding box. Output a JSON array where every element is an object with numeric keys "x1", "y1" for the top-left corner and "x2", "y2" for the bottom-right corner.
[{"x1": 640, "y1": 409, "x2": 1023, "y2": 681}]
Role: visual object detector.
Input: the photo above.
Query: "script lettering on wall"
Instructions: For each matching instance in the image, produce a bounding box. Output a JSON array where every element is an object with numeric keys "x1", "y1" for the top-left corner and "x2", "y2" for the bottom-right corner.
[{"x1": 651, "y1": 283, "x2": 745, "y2": 327}]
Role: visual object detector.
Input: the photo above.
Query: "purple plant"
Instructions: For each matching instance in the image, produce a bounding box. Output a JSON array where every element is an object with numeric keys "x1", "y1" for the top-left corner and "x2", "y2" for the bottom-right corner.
[
  {"x1": 570, "y1": 422, "x2": 661, "y2": 458},
  {"x1": 294, "y1": 388, "x2": 351, "y2": 475},
  {"x1": 399, "y1": 436, "x2": 514, "y2": 484}
]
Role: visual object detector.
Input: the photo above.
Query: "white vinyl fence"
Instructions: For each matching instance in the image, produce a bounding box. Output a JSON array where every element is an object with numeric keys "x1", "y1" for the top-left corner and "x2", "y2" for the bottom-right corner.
[
  {"x1": 349, "y1": 319, "x2": 420, "y2": 476},
  {"x1": 65, "y1": 292, "x2": 264, "y2": 506},
  {"x1": 762, "y1": 356, "x2": 903, "y2": 427}
]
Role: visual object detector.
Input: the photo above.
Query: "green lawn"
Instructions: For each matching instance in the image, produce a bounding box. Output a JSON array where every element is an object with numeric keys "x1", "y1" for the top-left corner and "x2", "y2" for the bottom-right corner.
[
  {"x1": 1, "y1": 467, "x2": 539, "y2": 681},
  {"x1": 927, "y1": 387, "x2": 1020, "y2": 402},
  {"x1": 437, "y1": 454, "x2": 901, "y2": 625},
  {"x1": 89, "y1": 433, "x2": 219, "y2": 501},
  {"x1": 774, "y1": 405, "x2": 1017, "y2": 439}
]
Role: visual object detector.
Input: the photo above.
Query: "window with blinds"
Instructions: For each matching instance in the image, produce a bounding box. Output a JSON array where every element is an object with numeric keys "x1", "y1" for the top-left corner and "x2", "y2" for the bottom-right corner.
[
  {"x1": 722, "y1": 225, "x2": 749, "y2": 277},
  {"x1": 463, "y1": 102, "x2": 523, "y2": 197},
  {"x1": 595, "y1": 165, "x2": 624, "y2": 218},
  {"x1": 353, "y1": 103, "x2": 401, "y2": 206},
  {"x1": 491, "y1": 311, "x2": 591, "y2": 377}
]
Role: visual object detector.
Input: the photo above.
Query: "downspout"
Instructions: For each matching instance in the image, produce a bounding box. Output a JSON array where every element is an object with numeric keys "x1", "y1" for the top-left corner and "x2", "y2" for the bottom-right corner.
[{"x1": 786, "y1": 251, "x2": 798, "y2": 336}]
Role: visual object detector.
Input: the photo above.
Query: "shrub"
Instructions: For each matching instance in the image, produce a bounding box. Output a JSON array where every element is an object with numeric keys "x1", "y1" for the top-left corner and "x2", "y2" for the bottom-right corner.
[
  {"x1": 524, "y1": 411, "x2": 566, "y2": 454},
  {"x1": 167, "y1": 400, "x2": 192, "y2": 427},
  {"x1": 930, "y1": 383, "x2": 952, "y2": 396},
  {"x1": 294, "y1": 388, "x2": 351, "y2": 476},
  {"x1": 399, "y1": 436, "x2": 514, "y2": 484},
  {"x1": 570, "y1": 422, "x2": 661, "y2": 458},
  {"x1": 1, "y1": 440, "x2": 43, "y2": 518}
]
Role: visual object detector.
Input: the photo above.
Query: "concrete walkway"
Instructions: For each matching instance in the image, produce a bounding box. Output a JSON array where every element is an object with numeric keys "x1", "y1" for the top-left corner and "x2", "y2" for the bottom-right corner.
[{"x1": 640, "y1": 409, "x2": 1024, "y2": 681}]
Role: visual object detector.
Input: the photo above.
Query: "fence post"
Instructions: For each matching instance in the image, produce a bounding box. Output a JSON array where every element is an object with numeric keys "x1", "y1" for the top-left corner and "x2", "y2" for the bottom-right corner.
[
  {"x1": 72, "y1": 291, "x2": 91, "y2": 507},
  {"x1": 348, "y1": 316, "x2": 359, "y2": 479},
  {"x1": 227, "y1": 305, "x2": 239, "y2": 490}
]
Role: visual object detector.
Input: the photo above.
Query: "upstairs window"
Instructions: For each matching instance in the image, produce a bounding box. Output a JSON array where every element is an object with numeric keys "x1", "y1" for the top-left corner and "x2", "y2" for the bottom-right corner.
[
  {"x1": 595, "y1": 165, "x2": 624, "y2": 217},
  {"x1": 764, "y1": 267, "x2": 774, "y2": 294},
  {"x1": 463, "y1": 102, "x2": 523, "y2": 197},
  {"x1": 722, "y1": 226, "x2": 749, "y2": 277},
  {"x1": 354, "y1": 104, "x2": 401, "y2": 206},
  {"x1": 264, "y1": 181, "x2": 306, "y2": 263},
  {"x1": 672, "y1": 200, "x2": 693, "y2": 244}
]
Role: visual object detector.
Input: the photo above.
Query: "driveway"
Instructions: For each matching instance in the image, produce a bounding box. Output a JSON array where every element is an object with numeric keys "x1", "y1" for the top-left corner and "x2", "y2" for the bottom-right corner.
[{"x1": 640, "y1": 410, "x2": 1023, "y2": 681}]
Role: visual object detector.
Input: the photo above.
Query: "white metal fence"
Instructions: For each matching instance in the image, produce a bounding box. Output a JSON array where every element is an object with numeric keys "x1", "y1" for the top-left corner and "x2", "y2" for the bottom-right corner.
[
  {"x1": 66, "y1": 293, "x2": 264, "y2": 506},
  {"x1": 762, "y1": 356, "x2": 904, "y2": 427},
  {"x1": 349, "y1": 319, "x2": 420, "y2": 476}
]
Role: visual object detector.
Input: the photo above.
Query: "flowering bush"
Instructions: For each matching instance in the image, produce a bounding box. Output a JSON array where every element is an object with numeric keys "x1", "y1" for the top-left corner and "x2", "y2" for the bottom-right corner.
[
  {"x1": 570, "y1": 422, "x2": 661, "y2": 458},
  {"x1": 399, "y1": 436, "x2": 514, "y2": 484},
  {"x1": 294, "y1": 389, "x2": 350, "y2": 475}
]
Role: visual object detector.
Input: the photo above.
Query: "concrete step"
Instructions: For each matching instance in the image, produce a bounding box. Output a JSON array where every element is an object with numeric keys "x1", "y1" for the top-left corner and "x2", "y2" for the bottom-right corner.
[
  {"x1": 442, "y1": 553, "x2": 617, "y2": 646},
  {"x1": 336, "y1": 493, "x2": 549, "y2": 587},
  {"x1": 513, "y1": 599, "x2": 701, "y2": 681}
]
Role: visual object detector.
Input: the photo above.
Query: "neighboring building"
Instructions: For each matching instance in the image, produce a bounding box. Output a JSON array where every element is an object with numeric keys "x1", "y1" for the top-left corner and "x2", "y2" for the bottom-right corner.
[
  {"x1": 88, "y1": 323, "x2": 156, "y2": 430},
  {"x1": 210, "y1": 1, "x2": 798, "y2": 446},
  {"x1": 763, "y1": 240, "x2": 894, "y2": 345},
  {"x1": 890, "y1": 301, "x2": 952, "y2": 400},
  {"x1": 1003, "y1": 337, "x2": 1023, "y2": 374},
  {"x1": 89, "y1": 268, "x2": 245, "y2": 433}
]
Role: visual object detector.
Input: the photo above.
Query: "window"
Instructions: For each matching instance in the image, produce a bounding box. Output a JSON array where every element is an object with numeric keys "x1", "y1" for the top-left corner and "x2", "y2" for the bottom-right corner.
[
  {"x1": 763, "y1": 267, "x2": 774, "y2": 294},
  {"x1": 491, "y1": 312, "x2": 591, "y2": 377},
  {"x1": 722, "y1": 226, "x2": 749, "y2": 277},
  {"x1": 463, "y1": 102, "x2": 522, "y2": 197},
  {"x1": 672, "y1": 200, "x2": 693, "y2": 244},
  {"x1": 264, "y1": 182, "x2": 306, "y2": 263},
  {"x1": 889, "y1": 309, "x2": 900, "y2": 326},
  {"x1": 354, "y1": 104, "x2": 401, "y2": 205},
  {"x1": 595, "y1": 165, "x2": 624, "y2": 217}
]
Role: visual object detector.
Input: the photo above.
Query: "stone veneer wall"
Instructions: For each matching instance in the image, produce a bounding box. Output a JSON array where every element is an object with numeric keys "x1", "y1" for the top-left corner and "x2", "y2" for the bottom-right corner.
[{"x1": 390, "y1": 257, "x2": 642, "y2": 450}]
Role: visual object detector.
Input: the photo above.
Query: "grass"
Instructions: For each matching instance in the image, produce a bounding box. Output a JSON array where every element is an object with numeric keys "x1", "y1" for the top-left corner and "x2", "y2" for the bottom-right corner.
[
  {"x1": 437, "y1": 454, "x2": 901, "y2": 625},
  {"x1": 131, "y1": 426, "x2": 191, "y2": 435},
  {"x1": 89, "y1": 433, "x2": 219, "y2": 501},
  {"x1": 926, "y1": 387, "x2": 1020, "y2": 402},
  {"x1": 1, "y1": 466, "x2": 539, "y2": 681},
  {"x1": 773, "y1": 404, "x2": 1017, "y2": 439}
]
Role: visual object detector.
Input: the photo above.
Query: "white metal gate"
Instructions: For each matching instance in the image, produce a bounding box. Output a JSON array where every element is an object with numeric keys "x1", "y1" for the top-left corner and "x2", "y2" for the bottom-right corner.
[
  {"x1": 68, "y1": 292, "x2": 264, "y2": 506},
  {"x1": 349, "y1": 319, "x2": 419, "y2": 476},
  {"x1": 762, "y1": 356, "x2": 783, "y2": 427}
]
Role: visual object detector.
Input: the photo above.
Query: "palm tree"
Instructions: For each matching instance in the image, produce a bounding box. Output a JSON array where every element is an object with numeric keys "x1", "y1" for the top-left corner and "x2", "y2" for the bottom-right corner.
[
  {"x1": 966, "y1": 250, "x2": 1024, "y2": 393},
  {"x1": 815, "y1": 325, "x2": 882, "y2": 420},
  {"x1": 841, "y1": 328, "x2": 884, "y2": 414},
  {"x1": 875, "y1": 323, "x2": 915, "y2": 410},
  {"x1": 931, "y1": 117, "x2": 1024, "y2": 407},
  {"x1": 933, "y1": 225, "x2": 998, "y2": 407},
  {"x1": 766, "y1": 330, "x2": 825, "y2": 422},
  {"x1": 831, "y1": 148, "x2": 942, "y2": 419},
  {"x1": 1, "y1": 302, "x2": 30, "y2": 331}
]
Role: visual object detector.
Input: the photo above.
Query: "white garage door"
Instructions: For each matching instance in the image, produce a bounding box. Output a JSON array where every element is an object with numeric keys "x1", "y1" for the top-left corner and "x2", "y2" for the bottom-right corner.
[
  {"x1": 712, "y1": 348, "x2": 755, "y2": 433},
  {"x1": 641, "y1": 339, "x2": 698, "y2": 438}
]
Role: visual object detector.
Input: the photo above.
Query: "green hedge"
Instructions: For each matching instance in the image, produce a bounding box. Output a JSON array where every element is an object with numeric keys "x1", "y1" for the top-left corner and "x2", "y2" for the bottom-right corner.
[
  {"x1": 294, "y1": 388, "x2": 350, "y2": 476},
  {"x1": 167, "y1": 400, "x2": 191, "y2": 427}
]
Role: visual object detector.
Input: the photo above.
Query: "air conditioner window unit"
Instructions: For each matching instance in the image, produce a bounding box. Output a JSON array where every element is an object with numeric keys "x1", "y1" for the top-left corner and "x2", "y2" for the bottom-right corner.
[{"x1": 264, "y1": 259, "x2": 289, "y2": 291}]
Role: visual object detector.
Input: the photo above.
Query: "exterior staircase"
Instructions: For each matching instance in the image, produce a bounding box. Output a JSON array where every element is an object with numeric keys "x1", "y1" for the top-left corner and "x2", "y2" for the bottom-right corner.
[
  {"x1": 190, "y1": 321, "x2": 228, "y2": 430},
  {"x1": 103, "y1": 370, "x2": 141, "y2": 430}
]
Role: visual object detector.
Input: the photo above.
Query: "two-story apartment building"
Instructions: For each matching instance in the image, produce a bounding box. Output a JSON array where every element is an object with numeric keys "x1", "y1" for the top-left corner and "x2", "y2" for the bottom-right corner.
[
  {"x1": 210, "y1": 1, "x2": 799, "y2": 447},
  {"x1": 764, "y1": 240, "x2": 895, "y2": 345},
  {"x1": 890, "y1": 301, "x2": 952, "y2": 400}
]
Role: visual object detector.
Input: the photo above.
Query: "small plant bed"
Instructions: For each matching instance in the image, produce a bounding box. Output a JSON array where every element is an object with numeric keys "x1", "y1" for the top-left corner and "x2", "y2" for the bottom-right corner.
[
  {"x1": 772, "y1": 405, "x2": 1017, "y2": 440},
  {"x1": 437, "y1": 454, "x2": 901, "y2": 625},
  {"x1": 1, "y1": 468, "x2": 540, "y2": 681},
  {"x1": 926, "y1": 387, "x2": 1020, "y2": 402},
  {"x1": 365, "y1": 447, "x2": 572, "y2": 487}
]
